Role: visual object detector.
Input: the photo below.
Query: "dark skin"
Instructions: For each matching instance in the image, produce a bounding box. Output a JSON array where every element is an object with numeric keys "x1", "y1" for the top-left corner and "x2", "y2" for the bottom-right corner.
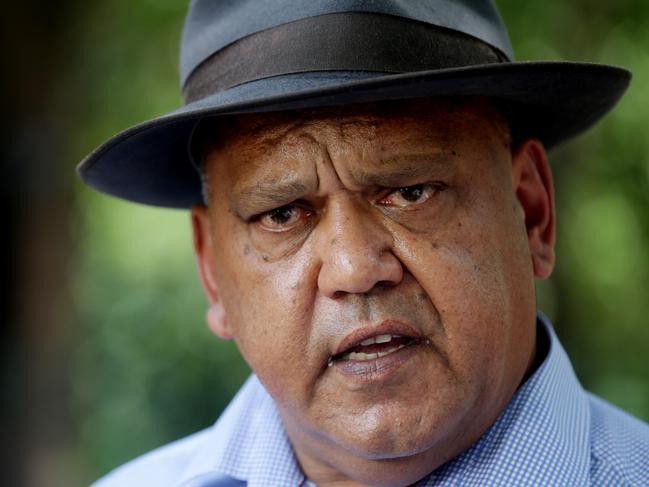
[{"x1": 191, "y1": 98, "x2": 555, "y2": 486}]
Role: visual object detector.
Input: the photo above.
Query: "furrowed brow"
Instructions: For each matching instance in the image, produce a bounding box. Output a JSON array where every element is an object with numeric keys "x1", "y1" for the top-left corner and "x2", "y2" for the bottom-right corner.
[
  {"x1": 230, "y1": 177, "x2": 310, "y2": 216},
  {"x1": 352, "y1": 154, "x2": 453, "y2": 187}
]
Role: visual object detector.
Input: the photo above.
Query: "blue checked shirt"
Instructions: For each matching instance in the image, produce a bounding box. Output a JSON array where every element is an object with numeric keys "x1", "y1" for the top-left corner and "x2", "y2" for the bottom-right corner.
[{"x1": 93, "y1": 315, "x2": 649, "y2": 486}]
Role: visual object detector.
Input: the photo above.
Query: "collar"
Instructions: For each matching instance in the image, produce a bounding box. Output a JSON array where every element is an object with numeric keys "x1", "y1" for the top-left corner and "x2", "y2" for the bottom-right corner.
[
  {"x1": 421, "y1": 313, "x2": 591, "y2": 485},
  {"x1": 178, "y1": 314, "x2": 591, "y2": 486},
  {"x1": 178, "y1": 374, "x2": 305, "y2": 487}
]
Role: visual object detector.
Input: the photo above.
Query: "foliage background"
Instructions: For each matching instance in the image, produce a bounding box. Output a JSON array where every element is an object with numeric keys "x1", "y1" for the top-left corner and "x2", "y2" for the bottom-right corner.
[{"x1": 3, "y1": 1, "x2": 648, "y2": 485}]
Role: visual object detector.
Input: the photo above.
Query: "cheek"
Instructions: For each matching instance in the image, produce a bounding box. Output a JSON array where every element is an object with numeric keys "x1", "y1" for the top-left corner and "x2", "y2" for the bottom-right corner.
[
  {"x1": 391, "y1": 206, "x2": 527, "y2": 380},
  {"x1": 213, "y1": 227, "x2": 319, "y2": 396}
]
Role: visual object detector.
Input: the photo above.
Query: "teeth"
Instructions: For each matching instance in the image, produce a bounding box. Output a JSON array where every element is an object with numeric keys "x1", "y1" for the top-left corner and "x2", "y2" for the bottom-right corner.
[
  {"x1": 359, "y1": 334, "x2": 397, "y2": 346},
  {"x1": 376, "y1": 348, "x2": 398, "y2": 358},
  {"x1": 341, "y1": 343, "x2": 407, "y2": 361},
  {"x1": 349, "y1": 351, "x2": 378, "y2": 360},
  {"x1": 376, "y1": 334, "x2": 394, "y2": 344}
]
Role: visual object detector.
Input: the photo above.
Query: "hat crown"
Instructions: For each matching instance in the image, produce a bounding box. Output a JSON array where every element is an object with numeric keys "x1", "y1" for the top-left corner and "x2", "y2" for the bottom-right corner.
[{"x1": 180, "y1": 0, "x2": 514, "y2": 87}]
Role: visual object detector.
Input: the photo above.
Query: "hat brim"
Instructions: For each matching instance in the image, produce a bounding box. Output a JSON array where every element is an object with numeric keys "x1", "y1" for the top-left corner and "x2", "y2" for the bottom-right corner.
[{"x1": 78, "y1": 61, "x2": 630, "y2": 208}]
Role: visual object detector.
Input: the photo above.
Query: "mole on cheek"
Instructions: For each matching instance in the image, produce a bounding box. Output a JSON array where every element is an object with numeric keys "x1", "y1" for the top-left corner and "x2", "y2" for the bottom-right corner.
[
  {"x1": 262, "y1": 255, "x2": 270, "y2": 262},
  {"x1": 431, "y1": 242, "x2": 439, "y2": 250}
]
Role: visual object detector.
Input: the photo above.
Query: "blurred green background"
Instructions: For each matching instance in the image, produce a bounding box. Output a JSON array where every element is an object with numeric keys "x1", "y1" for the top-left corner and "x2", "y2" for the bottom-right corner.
[{"x1": 2, "y1": 1, "x2": 648, "y2": 486}]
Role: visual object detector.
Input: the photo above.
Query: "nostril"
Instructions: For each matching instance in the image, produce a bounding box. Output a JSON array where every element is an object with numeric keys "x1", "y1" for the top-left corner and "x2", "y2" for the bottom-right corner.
[
  {"x1": 331, "y1": 290, "x2": 347, "y2": 300},
  {"x1": 376, "y1": 280, "x2": 396, "y2": 290},
  {"x1": 331, "y1": 280, "x2": 397, "y2": 299}
]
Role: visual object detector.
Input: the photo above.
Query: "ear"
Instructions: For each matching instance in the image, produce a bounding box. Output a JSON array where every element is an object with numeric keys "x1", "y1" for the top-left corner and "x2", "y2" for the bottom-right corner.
[
  {"x1": 511, "y1": 139, "x2": 556, "y2": 279},
  {"x1": 190, "y1": 204, "x2": 233, "y2": 340}
]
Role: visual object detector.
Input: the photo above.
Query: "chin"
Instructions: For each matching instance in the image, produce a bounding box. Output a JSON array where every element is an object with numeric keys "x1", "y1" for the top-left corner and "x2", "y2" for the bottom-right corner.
[
  {"x1": 330, "y1": 410, "x2": 444, "y2": 461},
  {"x1": 329, "y1": 427, "x2": 451, "y2": 487}
]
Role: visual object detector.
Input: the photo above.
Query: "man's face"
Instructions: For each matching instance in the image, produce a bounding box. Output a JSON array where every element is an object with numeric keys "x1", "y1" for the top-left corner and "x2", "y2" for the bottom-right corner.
[{"x1": 192, "y1": 98, "x2": 554, "y2": 483}]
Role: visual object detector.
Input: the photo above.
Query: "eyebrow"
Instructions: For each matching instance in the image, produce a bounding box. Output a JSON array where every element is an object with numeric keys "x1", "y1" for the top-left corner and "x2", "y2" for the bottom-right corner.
[
  {"x1": 230, "y1": 175, "x2": 311, "y2": 216},
  {"x1": 350, "y1": 153, "x2": 453, "y2": 187},
  {"x1": 229, "y1": 153, "x2": 453, "y2": 215}
]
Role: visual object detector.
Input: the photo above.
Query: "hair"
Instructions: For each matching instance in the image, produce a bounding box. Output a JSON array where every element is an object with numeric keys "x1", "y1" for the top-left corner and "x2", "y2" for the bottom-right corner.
[{"x1": 189, "y1": 118, "x2": 219, "y2": 205}]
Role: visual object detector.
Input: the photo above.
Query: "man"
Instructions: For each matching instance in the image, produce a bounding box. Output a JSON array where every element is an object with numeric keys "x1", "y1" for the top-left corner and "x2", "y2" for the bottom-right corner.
[{"x1": 79, "y1": 1, "x2": 649, "y2": 486}]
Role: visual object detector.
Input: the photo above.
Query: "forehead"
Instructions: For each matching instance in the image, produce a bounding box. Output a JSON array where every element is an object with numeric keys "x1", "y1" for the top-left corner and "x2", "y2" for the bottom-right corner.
[
  {"x1": 203, "y1": 98, "x2": 509, "y2": 200},
  {"x1": 200, "y1": 97, "x2": 510, "y2": 183}
]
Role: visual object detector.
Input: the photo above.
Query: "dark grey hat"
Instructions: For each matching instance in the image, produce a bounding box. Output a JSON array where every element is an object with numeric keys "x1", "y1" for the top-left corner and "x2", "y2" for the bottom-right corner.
[{"x1": 78, "y1": 0, "x2": 631, "y2": 208}]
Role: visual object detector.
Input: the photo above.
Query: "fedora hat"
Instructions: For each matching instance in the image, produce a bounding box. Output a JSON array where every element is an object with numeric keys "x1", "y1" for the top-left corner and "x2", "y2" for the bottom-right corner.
[{"x1": 77, "y1": 0, "x2": 631, "y2": 208}]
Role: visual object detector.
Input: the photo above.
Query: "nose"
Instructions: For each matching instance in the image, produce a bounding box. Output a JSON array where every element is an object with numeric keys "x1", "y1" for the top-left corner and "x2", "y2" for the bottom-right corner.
[{"x1": 317, "y1": 198, "x2": 403, "y2": 298}]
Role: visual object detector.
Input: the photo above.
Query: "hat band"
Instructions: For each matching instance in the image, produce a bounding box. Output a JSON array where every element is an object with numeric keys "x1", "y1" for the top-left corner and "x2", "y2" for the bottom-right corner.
[{"x1": 183, "y1": 12, "x2": 509, "y2": 103}]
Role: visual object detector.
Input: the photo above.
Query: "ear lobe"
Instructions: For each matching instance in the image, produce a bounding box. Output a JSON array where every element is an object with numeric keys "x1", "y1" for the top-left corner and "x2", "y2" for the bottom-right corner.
[
  {"x1": 206, "y1": 303, "x2": 233, "y2": 340},
  {"x1": 191, "y1": 204, "x2": 233, "y2": 340},
  {"x1": 511, "y1": 139, "x2": 556, "y2": 279}
]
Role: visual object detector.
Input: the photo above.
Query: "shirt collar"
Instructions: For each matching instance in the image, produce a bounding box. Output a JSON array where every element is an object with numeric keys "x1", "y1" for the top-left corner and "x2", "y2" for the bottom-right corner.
[
  {"x1": 179, "y1": 313, "x2": 591, "y2": 486},
  {"x1": 178, "y1": 374, "x2": 305, "y2": 487},
  {"x1": 422, "y1": 313, "x2": 591, "y2": 485}
]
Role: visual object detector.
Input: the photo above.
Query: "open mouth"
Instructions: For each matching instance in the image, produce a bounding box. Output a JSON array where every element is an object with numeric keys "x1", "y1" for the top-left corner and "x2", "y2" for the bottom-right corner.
[{"x1": 329, "y1": 334, "x2": 424, "y2": 365}]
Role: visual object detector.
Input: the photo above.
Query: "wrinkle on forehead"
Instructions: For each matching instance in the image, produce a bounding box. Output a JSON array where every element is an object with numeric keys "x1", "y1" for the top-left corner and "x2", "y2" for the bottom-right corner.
[
  {"x1": 202, "y1": 97, "x2": 511, "y2": 202},
  {"x1": 217, "y1": 118, "x2": 310, "y2": 162},
  {"x1": 206, "y1": 96, "x2": 508, "y2": 149}
]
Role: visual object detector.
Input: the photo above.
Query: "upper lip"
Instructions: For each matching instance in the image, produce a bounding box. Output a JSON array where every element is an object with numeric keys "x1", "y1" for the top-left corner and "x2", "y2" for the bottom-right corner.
[{"x1": 332, "y1": 320, "x2": 423, "y2": 357}]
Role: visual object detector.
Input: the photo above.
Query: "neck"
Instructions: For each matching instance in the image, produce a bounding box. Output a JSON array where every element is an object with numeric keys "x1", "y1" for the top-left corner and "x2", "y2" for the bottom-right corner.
[{"x1": 280, "y1": 409, "x2": 483, "y2": 487}]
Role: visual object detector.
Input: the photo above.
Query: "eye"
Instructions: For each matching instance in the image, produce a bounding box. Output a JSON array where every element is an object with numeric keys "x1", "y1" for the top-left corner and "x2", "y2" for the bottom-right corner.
[
  {"x1": 255, "y1": 204, "x2": 311, "y2": 231},
  {"x1": 380, "y1": 183, "x2": 445, "y2": 208}
]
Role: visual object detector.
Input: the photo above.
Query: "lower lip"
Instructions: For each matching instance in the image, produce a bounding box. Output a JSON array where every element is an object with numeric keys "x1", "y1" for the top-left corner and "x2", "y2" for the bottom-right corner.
[{"x1": 330, "y1": 339, "x2": 426, "y2": 382}]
